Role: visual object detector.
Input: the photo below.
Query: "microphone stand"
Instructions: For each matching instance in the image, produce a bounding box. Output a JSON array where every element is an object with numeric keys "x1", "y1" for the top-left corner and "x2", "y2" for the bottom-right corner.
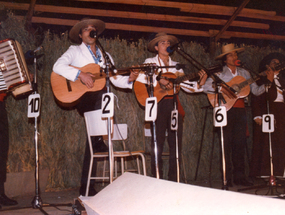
[
  {"x1": 238, "y1": 84, "x2": 285, "y2": 195},
  {"x1": 96, "y1": 39, "x2": 114, "y2": 183},
  {"x1": 172, "y1": 84, "x2": 180, "y2": 183},
  {"x1": 31, "y1": 49, "x2": 42, "y2": 209},
  {"x1": 143, "y1": 65, "x2": 160, "y2": 179}
]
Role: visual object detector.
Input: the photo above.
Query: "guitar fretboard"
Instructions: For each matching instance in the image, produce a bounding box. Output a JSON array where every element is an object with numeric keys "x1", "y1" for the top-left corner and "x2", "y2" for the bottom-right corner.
[{"x1": 175, "y1": 73, "x2": 199, "y2": 84}]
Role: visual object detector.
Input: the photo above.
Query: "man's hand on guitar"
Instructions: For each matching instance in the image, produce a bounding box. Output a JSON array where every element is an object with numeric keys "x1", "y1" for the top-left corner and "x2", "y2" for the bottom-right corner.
[
  {"x1": 254, "y1": 118, "x2": 262, "y2": 126},
  {"x1": 265, "y1": 65, "x2": 274, "y2": 83},
  {"x1": 198, "y1": 70, "x2": 207, "y2": 88},
  {"x1": 78, "y1": 72, "x2": 95, "y2": 88},
  {"x1": 159, "y1": 78, "x2": 173, "y2": 90},
  {"x1": 129, "y1": 66, "x2": 140, "y2": 82}
]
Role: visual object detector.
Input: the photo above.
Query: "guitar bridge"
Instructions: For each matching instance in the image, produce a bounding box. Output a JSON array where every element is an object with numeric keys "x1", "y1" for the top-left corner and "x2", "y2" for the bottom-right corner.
[{"x1": 66, "y1": 79, "x2": 72, "y2": 92}]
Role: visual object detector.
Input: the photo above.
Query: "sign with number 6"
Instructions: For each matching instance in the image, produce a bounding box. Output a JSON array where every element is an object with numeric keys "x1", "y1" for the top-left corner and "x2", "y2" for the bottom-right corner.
[{"x1": 213, "y1": 106, "x2": 227, "y2": 127}]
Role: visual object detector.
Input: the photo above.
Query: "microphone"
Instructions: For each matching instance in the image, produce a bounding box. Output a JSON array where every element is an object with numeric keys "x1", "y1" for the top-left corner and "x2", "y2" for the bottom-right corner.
[
  {"x1": 25, "y1": 46, "x2": 43, "y2": 59},
  {"x1": 234, "y1": 60, "x2": 245, "y2": 67},
  {"x1": 175, "y1": 64, "x2": 186, "y2": 70},
  {"x1": 34, "y1": 46, "x2": 43, "y2": 53},
  {"x1": 166, "y1": 41, "x2": 182, "y2": 53},
  {"x1": 90, "y1": 30, "x2": 97, "y2": 38}
]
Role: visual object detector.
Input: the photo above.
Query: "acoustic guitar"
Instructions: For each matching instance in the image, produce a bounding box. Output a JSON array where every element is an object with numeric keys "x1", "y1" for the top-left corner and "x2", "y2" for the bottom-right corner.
[
  {"x1": 207, "y1": 76, "x2": 255, "y2": 111},
  {"x1": 208, "y1": 61, "x2": 285, "y2": 111},
  {"x1": 134, "y1": 71, "x2": 201, "y2": 107},
  {"x1": 50, "y1": 64, "x2": 107, "y2": 104}
]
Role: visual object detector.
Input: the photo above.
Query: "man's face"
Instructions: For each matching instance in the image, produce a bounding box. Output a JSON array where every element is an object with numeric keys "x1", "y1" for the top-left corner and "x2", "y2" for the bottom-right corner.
[
  {"x1": 155, "y1": 39, "x2": 171, "y2": 56},
  {"x1": 79, "y1": 25, "x2": 97, "y2": 45},
  {"x1": 269, "y1": 58, "x2": 280, "y2": 73},
  {"x1": 225, "y1": 51, "x2": 238, "y2": 67}
]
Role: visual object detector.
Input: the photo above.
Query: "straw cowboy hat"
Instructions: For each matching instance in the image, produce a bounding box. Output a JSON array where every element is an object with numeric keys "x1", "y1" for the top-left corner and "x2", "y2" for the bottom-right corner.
[
  {"x1": 215, "y1": 43, "x2": 244, "y2": 60},
  {"x1": 69, "y1": 18, "x2": 105, "y2": 44},
  {"x1": 147, "y1": 32, "x2": 178, "y2": 53}
]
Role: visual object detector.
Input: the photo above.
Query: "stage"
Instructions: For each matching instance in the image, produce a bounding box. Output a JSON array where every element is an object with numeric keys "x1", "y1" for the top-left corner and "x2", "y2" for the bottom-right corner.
[{"x1": 1, "y1": 174, "x2": 285, "y2": 215}]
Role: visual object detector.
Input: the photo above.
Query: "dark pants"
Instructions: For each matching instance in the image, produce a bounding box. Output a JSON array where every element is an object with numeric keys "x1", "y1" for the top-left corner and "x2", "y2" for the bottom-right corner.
[
  {"x1": 0, "y1": 101, "x2": 9, "y2": 194},
  {"x1": 222, "y1": 107, "x2": 247, "y2": 182},
  {"x1": 250, "y1": 102, "x2": 285, "y2": 176},
  {"x1": 151, "y1": 98, "x2": 183, "y2": 182}
]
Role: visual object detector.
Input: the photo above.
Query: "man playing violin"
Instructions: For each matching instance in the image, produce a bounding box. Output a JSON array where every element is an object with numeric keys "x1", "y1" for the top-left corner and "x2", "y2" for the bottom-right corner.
[
  {"x1": 202, "y1": 44, "x2": 272, "y2": 187},
  {"x1": 250, "y1": 52, "x2": 285, "y2": 178},
  {"x1": 135, "y1": 32, "x2": 207, "y2": 181},
  {"x1": 53, "y1": 18, "x2": 137, "y2": 196}
]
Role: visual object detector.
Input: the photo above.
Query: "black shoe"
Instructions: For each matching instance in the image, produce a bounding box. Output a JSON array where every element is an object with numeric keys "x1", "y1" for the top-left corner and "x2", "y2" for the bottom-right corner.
[
  {"x1": 226, "y1": 180, "x2": 233, "y2": 187},
  {"x1": 0, "y1": 194, "x2": 18, "y2": 206},
  {"x1": 79, "y1": 185, "x2": 98, "y2": 196},
  {"x1": 234, "y1": 178, "x2": 253, "y2": 186}
]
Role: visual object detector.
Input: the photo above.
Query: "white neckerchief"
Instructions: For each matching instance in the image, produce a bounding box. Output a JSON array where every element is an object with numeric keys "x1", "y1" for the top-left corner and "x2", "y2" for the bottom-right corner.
[{"x1": 274, "y1": 74, "x2": 284, "y2": 102}]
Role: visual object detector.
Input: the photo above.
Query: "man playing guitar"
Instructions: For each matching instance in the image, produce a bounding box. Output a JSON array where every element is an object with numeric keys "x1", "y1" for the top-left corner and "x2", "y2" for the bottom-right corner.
[
  {"x1": 52, "y1": 18, "x2": 137, "y2": 196},
  {"x1": 202, "y1": 44, "x2": 272, "y2": 187},
  {"x1": 134, "y1": 32, "x2": 207, "y2": 181}
]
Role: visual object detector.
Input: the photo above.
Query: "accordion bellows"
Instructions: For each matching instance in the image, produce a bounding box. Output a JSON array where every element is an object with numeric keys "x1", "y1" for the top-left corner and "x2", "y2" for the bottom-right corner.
[{"x1": 0, "y1": 39, "x2": 32, "y2": 97}]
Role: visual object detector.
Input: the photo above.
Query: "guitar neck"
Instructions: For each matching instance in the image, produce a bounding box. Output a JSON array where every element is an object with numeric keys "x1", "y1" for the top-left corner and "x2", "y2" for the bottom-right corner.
[
  {"x1": 175, "y1": 72, "x2": 199, "y2": 84},
  {"x1": 238, "y1": 76, "x2": 260, "y2": 89}
]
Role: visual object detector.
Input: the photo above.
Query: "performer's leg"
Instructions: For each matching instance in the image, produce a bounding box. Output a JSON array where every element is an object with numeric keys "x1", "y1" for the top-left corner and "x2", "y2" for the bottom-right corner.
[
  {"x1": 222, "y1": 109, "x2": 235, "y2": 184},
  {"x1": 151, "y1": 100, "x2": 168, "y2": 178},
  {"x1": 0, "y1": 101, "x2": 8, "y2": 187},
  {"x1": 231, "y1": 108, "x2": 247, "y2": 181},
  {"x1": 271, "y1": 103, "x2": 285, "y2": 176},
  {"x1": 167, "y1": 113, "x2": 183, "y2": 182},
  {"x1": 0, "y1": 101, "x2": 17, "y2": 205}
]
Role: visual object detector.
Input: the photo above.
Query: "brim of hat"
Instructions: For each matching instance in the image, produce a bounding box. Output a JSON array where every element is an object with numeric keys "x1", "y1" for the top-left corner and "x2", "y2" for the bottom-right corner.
[
  {"x1": 258, "y1": 52, "x2": 285, "y2": 73},
  {"x1": 147, "y1": 35, "x2": 178, "y2": 53},
  {"x1": 69, "y1": 19, "x2": 105, "y2": 44},
  {"x1": 215, "y1": 47, "x2": 244, "y2": 60}
]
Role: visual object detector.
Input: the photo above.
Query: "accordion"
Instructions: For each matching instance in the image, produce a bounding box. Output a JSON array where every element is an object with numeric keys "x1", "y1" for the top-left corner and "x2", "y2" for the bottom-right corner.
[{"x1": 0, "y1": 39, "x2": 33, "y2": 97}]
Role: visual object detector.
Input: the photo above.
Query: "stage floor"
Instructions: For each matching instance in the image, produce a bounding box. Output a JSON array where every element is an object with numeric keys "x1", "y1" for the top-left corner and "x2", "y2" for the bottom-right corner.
[{"x1": 1, "y1": 178, "x2": 284, "y2": 214}]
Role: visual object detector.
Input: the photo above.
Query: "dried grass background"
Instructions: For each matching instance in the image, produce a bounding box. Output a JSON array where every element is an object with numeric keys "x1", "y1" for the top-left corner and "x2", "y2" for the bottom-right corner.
[{"x1": 1, "y1": 15, "x2": 284, "y2": 190}]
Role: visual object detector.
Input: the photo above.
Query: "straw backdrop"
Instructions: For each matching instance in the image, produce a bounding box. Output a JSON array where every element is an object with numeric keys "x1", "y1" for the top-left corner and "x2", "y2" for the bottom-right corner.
[{"x1": 1, "y1": 15, "x2": 284, "y2": 190}]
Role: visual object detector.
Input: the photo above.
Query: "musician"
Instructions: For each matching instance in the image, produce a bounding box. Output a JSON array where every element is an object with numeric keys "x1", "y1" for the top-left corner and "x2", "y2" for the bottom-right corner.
[
  {"x1": 250, "y1": 52, "x2": 285, "y2": 178},
  {"x1": 0, "y1": 93, "x2": 18, "y2": 207},
  {"x1": 202, "y1": 44, "x2": 269, "y2": 187},
  {"x1": 53, "y1": 18, "x2": 137, "y2": 196},
  {"x1": 135, "y1": 32, "x2": 207, "y2": 181}
]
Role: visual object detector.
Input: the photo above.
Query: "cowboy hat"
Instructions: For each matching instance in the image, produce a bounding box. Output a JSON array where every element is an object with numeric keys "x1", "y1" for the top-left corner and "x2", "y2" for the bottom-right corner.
[
  {"x1": 258, "y1": 52, "x2": 285, "y2": 73},
  {"x1": 215, "y1": 43, "x2": 244, "y2": 60},
  {"x1": 147, "y1": 32, "x2": 178, "y2": 53},
  {"x1": 69, "y1": 18, "x2": 105, "y2": 44}
]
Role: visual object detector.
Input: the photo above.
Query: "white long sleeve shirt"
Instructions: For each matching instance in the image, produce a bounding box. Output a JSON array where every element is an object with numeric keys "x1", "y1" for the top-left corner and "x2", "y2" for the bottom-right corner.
[
  {"x1": 53, "y1": 42, "x2": 133, "y2": 89},
  {"x1": 135, "y1": 55, "x2": 203, "y2": 93}
]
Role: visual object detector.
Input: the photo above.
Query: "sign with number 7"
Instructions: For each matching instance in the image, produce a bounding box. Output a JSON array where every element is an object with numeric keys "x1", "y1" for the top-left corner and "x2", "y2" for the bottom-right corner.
[{"x1": 145, "y1": 97, "x2": 157, "y2": 122}]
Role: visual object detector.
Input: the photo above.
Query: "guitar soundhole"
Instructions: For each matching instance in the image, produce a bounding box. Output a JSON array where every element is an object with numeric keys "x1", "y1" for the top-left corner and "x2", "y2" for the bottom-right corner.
[{"x1": 232, "y1": 85, "x2": 240, "y2": 93}]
